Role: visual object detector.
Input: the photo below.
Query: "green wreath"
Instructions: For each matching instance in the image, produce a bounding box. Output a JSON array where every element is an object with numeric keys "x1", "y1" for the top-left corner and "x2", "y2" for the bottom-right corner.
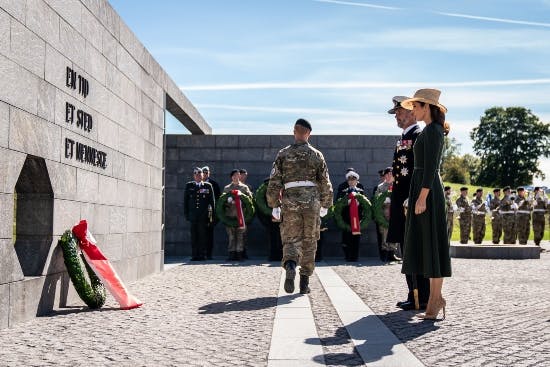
[
  {"x1": 373, "y1": 190, "x2": 392, "y2": 228},
  {"x1": 332, "y1": 193, "x2": 372, "y2": 232},
  {"x1": 58, "y1": 230, "x2": 106, "y2": 309},
  {"x1": 254, "y1": 182, "x2": 272, "y2": 217},
  {"x1": 216, "y1": 191, "x2": 256, "y2": 227}
]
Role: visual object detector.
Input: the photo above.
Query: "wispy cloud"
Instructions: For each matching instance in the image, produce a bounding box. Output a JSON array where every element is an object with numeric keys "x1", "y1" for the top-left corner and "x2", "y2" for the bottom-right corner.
[
  {"x1": 196, "y1": 104, "x2": 380, "y2": 116},
  {"x1": 311, "y1": 0, "x2": 401, "y2": 11},
  {"x1": 434, "y1": 11, "x2": 550, "y2": 28},
  {"x1": 182, "y1": 78, "x2": 550, "y2": 91}
]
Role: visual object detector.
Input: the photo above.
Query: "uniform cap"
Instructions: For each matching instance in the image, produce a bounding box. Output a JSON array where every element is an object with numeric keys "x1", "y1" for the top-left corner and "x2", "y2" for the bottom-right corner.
[
  {"x1": 534, "y1": 186, "x2": 541, "y2": 191},
  {"x1": 239, "y1": 168, "x2": 247, "y2": 174},
  {"x1": 476, "y1": 188, "x2": 483, "y2": 193},
  {"x1": 460, "y1": 187, "x2": 468, "y2": 191},
  {"x1": 383, "y1": 167, "x2": 393, "y2": 175},
  {"x1": 345, "y1": 171, "x2": 360, "y2": 180},
  {"x1": 201, "y1": 166, "x2": 210, "y2": 173},
  {"x1": 388, "y1": 96, "x2": 410, "y2": 114},
  {"x1": 444, "y1": 186, "x2": 451, "y2": 191},
  {"x1": 346, "y1": 167, "x2": 356, "y2": 173},
  {"x1": 493, "y1": 188, "x2": 501, "y2": 193},
  {"x1": 503, "y1": 186, "x2": 511, "y2": 191},
  {"x1": 193, "y1": 167, "x2": 202, "y2": 174},
  {"x1": 517, "y1": 187, "x2": 525, "y2": 192},
  {"x1": 295, "y1": 118, "x2": 312, "y2": 131}
]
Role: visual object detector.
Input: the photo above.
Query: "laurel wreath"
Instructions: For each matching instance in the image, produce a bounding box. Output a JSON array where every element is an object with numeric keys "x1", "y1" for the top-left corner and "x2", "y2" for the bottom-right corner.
[
  {"x1": 373, "y1": 190, "x2": 392, "y2": 228},
  {"x1": 58, "y1": 230, "x2": 106, "y2": 309},
  {"x1": 253, "y1": 182, "x2": 272, "y2": 217},
  {"x1": 332, "y1": 193, "x2": 372, "y2": 232},
  {"x1": 215, "y1": 191, "x2": 256, "y2": 227}
]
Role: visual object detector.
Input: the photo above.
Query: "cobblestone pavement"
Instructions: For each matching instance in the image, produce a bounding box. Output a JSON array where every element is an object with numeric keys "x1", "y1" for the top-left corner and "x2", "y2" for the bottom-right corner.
[
  {"x1": 1, "y1": 242, "x2": 549, "y2": 366},
  {"x1": 332, "y1": 242, "x2": 550, "y2": 367}
]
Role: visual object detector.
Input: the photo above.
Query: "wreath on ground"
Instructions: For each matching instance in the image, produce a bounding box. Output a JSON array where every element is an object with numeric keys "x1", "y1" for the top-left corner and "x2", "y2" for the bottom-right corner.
[
  {"x1": 58, "y1": 230, "x2": 106, "y2": 309},
  {"x1": 215, "y1": 191, "x2": 256, "y2": 227},
  {"x1": 332, "y1": 193, "x2": 372, "y2": 232},
  {"x1": 254, "y1": 182, "x2": 272, "y2": 217},
  {"x1": 373, "y1": 190, "x2": 391, "y2": 228}
]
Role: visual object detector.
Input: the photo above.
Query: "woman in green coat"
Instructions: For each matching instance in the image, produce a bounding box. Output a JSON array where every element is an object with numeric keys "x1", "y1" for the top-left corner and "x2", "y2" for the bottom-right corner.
[{"x1": 401, "y1": 89, "x2": 451, "y2": 320}]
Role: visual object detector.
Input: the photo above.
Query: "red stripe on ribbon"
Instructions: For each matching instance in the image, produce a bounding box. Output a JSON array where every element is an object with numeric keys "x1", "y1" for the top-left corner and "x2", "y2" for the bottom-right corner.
[
  {"x1": 232, "y1": 189, "x2": 246, "y2": 229},
  {"x1": 348, "y1": 193, "x2": 361, "y2": 235}
]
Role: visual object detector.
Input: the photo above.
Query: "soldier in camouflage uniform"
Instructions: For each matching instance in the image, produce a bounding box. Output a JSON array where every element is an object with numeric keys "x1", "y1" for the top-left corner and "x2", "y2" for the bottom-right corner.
[
  {"x1": 500, "y1": 186, "x2": 517, "y2": 244},
  {"x1": 267, "y1": 119, "x2": 333, "y2": 294},
  {"x1": 489, "y1": 188, "x2": 502, "y2": 244},
  {"x1": 444, "y1": 186, "x2": 454, "y2": 242},
  {"x1": 532, "y1": 187, "x2": 547, "y2": 246},
  {"x1": 375, "y1": 167, "x2": 397, "y2": 262},
  {"x1": 515, "y1": 187, "x2": 532, "y2": 245},
  {"x1": 471, "y1": 188, "x2": 488, "y2": 244},
  {"x1": 456, "y1": 187, "x2": 472, "y2": 244}
]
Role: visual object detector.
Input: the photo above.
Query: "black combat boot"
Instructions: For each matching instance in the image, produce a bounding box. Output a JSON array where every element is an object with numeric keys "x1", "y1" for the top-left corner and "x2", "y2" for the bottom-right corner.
[
  {"x1": 235, "y1": 251, "x2": 243, "y2": 261},
  {"x1": 284, "y1": 260, "x2": 296, "y2": 293},
  {"x1": 226, "y1": 251, "x2": 235, "y2": 261},
  {"x1": 299, "y1": 275, "x2": 310, "y2": 294}
]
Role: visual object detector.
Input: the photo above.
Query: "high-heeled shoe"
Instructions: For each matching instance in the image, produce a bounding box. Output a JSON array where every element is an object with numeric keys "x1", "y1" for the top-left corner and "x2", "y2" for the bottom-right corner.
[{"x1": 419, "y1": 298, "x2": 446, "y2": 320}]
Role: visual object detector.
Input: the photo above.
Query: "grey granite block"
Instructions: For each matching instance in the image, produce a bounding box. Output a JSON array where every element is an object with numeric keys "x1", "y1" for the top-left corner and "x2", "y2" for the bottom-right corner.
[
  {"x1": 239, "y1": 135, "x2": 271, "y2": 148},
  {"x1": 44, "y1": 44, "x2": 72, "y2": 93},
  {"x1": 102, "y1": 27, "x2": 117, "y2": 64},
  {"x1": 45, "y1": 160, "x2": 77, "y2": 200},
  {"x1": 345, "y1": 148, "x2": 371, "y2": 162},
  {"x1": 0, "y1": 54, "x2": 39, "y2": 115},
  {"x1": 322, "y1": 149, "x2": 346, "y2": 161},
  {"x1": 96, "y1": 113, "x2": 119, "y2": 151},
  {"x1": 0, "y1": 193, "x2": 12, "y2": 239},
  {"x1": 76, "y1": 168, "x2": 99, "y2": 203},
  {"x1": 0, "y1": 9, "x2": 10, "y2": 57},
  {"x1": 84, "y1": 41, "x2": 107, "y2": 85},
  {"x1": 99, "y1": 0, "x2": 119, "y2": 40},
  {"x1": 215, "y1": 135, "x2": 239, "y2": 148},
  {"x1": 0, "y1": 283, "x2": 8, "y2": 328},
  {"x1": 59, "y1": 18, "x2": 85, "y2": 68},
  {"x1": 0, "y1": 0, "x2": 25, "y2": 23},
  {"x1": 0, "y1": 101, "x2": 8, "y2": 148},
  {"x1": 0, "y1": 147, "x2": 25, "y2": 194},
  {"x1": 93, "y1": 203, "x2": 110, "y2": 234},
  {"x1": 0, "y1": 239, "x2": 24, "y2": 284},
  {"x1": 52, "y1": 199, "x2": 80, "y2": 235},
  {"x1": 270, "y1": 135, "x2": 293, "y2": 148},
  {"x1": 9, "y1": 275, "x2": 45, "y2": 325},
  {"x1": 80, "y1": 0, "x2": 100, "y2": 17},
  {"x1": 26, "y1": 0, "x2": 61, "y2": 50},
  {"x1": 97, "y1": 174, "x2": 117, "y2": 205},
  {"x1": 109, "y1": 205, "x2": 127, "y2": 234},
  {"x1": 117, "y1": 43, "x2": 140, "y2": 87},
  {"x1": 81, "y1": 6, "x2": 103, "y2": 52},
  {"x1": 37, "y1": 79, "x2": 56, "y2": 122},
  {"x1": 44, "y1": 0, "x2": 83, "y2": 34},
  {"x1": 9, "y1": 107, "x2": 61, "y2": 162}
]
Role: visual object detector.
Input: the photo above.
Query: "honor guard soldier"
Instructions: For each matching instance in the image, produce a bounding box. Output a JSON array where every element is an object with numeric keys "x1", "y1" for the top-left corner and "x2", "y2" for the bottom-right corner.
[
  {"x1": 202, "y1": 166, "x2": 221, "y2": 259},
  {"x1": 184, "y1": 167, "x2": 216, "y2": 261},
  {"x1": 490, "y1": 188, "x2": 502, "y2": 244},
  {"x1": 444, "y1": 186, "x2": 455, "y2": 241},
  {"x1": 266, "y1": 118, "x2": 333, "y2": 294},
  {"x1": 375, "y1": 167, "x2": 397, "y2": 262},
  {"x1": 500, "y1": 186, "x2": 517, "y2": 244},
  {"x1": 471, "y1": 188, "x2": 488, "y2": 244},
  {"x1": 532, "y1": 187, "x2": 547, "y2": 247},
  {"x1": 336, "y1": 168, "x2": 365, "y2": 199},
  {"x1": 515, "y1": 187, "x2": 532, "y2": 245},
  {"x1": 338, "y1": 169, "x2": 365, "y2": 261},
  {"x1": 385, "y1": 95, "x2": 429, "y2": 311},
  {"x1": 456, "y1": 187, "x2": 472, "y2": 244}
]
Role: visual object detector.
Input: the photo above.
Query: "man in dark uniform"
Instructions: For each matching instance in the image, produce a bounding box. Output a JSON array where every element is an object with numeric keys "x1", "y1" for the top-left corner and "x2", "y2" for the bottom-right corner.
[
  {"x1": 385, "y1": 95, "x2": 430, "y2": 311},
  {"x1": 202, "y1": 166, "x2": 220, "y2": 259},
  {"x1": 373, "y1": 169, "x2": 385, "y2": 260},
  {"x1": 184, "y1": 167, "x2": 216, "y2": 261},
  {"x1": 336, "y1": 168, "x2": 365, "y2": 199}
]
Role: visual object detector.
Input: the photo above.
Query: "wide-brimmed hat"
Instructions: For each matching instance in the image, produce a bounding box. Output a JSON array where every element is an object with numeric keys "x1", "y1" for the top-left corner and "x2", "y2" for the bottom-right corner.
[
  {"x1": 401, "y1": 89, "x2": 447, "y2": 113},
  {"x1": 387, "y1": 96, "x2": 410, "y2": 114}
]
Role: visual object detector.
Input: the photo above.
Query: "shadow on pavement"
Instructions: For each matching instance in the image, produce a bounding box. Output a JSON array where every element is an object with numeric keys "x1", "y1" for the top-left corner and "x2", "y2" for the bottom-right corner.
[
  {"x1": 198, "y1": 294, "x2": 300, "y2": 314},
  {"x1": 308, "y1": 311, "x2": 439, "y2": 365},
  {"x1": 39, "y1": 306, "x2": 122, "y2": 317}
]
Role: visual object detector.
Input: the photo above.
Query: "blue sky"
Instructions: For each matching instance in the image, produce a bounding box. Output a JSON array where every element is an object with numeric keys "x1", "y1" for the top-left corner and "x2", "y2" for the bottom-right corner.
[{"x1": 109, "y1": 0, "x2": 550, "y2": 184}]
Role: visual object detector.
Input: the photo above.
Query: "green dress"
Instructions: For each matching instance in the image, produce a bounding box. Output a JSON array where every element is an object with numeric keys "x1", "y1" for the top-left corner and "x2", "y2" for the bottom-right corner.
[{"x1": 402, "y1": 122, "x2": 451, "y2": 278}]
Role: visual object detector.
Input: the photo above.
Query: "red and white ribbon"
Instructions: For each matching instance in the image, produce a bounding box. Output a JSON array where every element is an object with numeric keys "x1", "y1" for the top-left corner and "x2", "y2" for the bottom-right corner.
[
  {"x1": 72, "y1": 220, "x2": 142, "y2": 310},
  {"x1": 348, "y1": 192, "x2": 361, "y2": 235},
  {"x1": 232, "y1": 189, "x2": 246, "y2": 229}
]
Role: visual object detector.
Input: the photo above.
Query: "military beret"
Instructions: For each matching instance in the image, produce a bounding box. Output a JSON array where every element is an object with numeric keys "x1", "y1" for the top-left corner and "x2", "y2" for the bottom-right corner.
[
  {"x1": 476, "y1": 188, "x2": 483, "y2": 193},
  {"x1": 444, "y1": 186, "x2": 451, "y2": 191},
  {"x1": 517, "y1": 187, "x2": 525, "y2": 192},
  {"x1": 229, "y1": 169, "x2": 240, "y2": 177},
  {"x1": 460, "y1": 187, "x2": 468, "y2": 191},
  {"x1": 295, "y1": 118, "x2": 312, "y2": 131},
  {"x1": 493, "y1": 188, "x2": 501, "y2": 193},
  {"x1": 534, "y1": 186, "x2": 541, "y2": 191},
  {"x1": 193, "y1": 167, "x2": 202, "y2": 174},
  {"x1": 503, "y1": 186, "x2": 511, "y2": 191}
]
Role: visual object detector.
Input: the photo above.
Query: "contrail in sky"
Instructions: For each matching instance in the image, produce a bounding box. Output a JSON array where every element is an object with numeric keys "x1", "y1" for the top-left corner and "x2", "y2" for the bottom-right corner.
[
  {"x1": 181, "y1": 79, "x2": 550, "y2": 91},
  {"x1": 311, "y1": 0, "x2": 401, "y2": 10},
  {"x1": 435, "y1": 11, "x2": 550, "y2": 28}
]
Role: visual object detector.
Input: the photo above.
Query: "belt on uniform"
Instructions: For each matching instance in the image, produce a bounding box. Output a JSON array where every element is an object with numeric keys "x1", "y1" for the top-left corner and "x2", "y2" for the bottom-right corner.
[
  {"x1": 499, "y1": 211, "x2": 514, "y2": 214},
  {"x1": 533, "y1": 209, "x2": 547, "y2": 212},
  {"x1": 516, "y1": 210, "x2": 531, "y2": 214},
  {"x1": 472, "y1": 211, "x2": 486, "y2": 215},
  {"x1": 284, "y1": 180, "x2": 316, "y2": 189}
]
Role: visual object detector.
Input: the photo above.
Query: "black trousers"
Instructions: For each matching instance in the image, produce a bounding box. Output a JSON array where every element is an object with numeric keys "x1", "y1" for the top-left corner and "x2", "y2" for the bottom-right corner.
[
  {"x1": 206, "y1": 223, "x2": 215, "y2": 258},
  {"x1": 342, "y1": 231, "x2": 360, "y2": 261},
  {"x1": 190, "y1": 220, "x2": 209, "y2": 259},
  {"x1": 399, "y1": 242, "x2": 430, "y2": 303},
  {"x1": 268, "y1": 222, "x2": 283, "y2": 261}
]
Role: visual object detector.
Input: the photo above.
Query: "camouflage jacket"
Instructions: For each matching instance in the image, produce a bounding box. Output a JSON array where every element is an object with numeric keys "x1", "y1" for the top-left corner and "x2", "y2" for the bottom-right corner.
[
  {"x1": 533, "y1": 195, "x2": 548, "y2": 213},
  {"x1": 456, "y1": 195, "x2": 471, "y2": 214},
  {"x1": 515, "y1": 196, "x2": 532, "y2": 213},
  {"x1": 266, "y1": 141, "x2": 333, "y2": 208},
  {"x1": 445, "y1": 194, "x2": 453, "y2": 214},
  {"x1": 471, "y1": 197, "x2": 488, "y2": 215},
  {"x1": 223, "y1": 182, "x2": 253, "y2": 217},
  {"x1": 489, "y1": 197, "x2": 501, "y2": 213},
  {"x1": 500, "y1": 195, "x2": 514, "y2": 212}
]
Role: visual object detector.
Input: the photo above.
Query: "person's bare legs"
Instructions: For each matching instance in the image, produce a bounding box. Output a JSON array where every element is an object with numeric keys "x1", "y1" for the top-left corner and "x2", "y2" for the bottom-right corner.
[{"x1": 420, "y1": 278, "x2": 446, "y2": 319}]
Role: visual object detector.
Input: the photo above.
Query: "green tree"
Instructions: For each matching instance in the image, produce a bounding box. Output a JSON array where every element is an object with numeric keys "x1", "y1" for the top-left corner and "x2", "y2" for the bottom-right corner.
[
  {"x1": 441, "y1": 136, "x2": 461, "y2": 169},
  {"x1": 463, "y1": 154, "x2": 481, "y2": 184},
  {"x1": 441, "y1": 156, "x2": 470, "y2": 184},
  {"x1": 470, "y1": 107, "x2": 550, "y2": 187}
]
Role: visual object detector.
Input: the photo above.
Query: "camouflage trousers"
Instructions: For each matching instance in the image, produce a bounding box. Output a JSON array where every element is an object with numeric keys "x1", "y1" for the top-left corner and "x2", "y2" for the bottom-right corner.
[
  {"x1": 459, "y1": 215, "x2": 471, "y2": 244},
  {"x1": 516, "y1": 214, "x2": 531, "y2": 245},
  {"x1": 533, "y1": 213, "x2": 545, "y2": 246},
  {"x1": 379, "y1": 226, "x2": 398, "y2": 253},
  {"x1": 502, "y1": 214, "x2": 516, "y2": 244},
  {"x1": 472, "y1": 215, "x2": 486, "y2": 244},
  {"x1": 446, "y1": 214, "x2": 454, "y2": 242},
  {"x1": 225, "y1": 226, "x2": 246, "y2": 252},
  {"x1": 280, "y1": 200, "x2": 321, "y2": 277},
  {"x1": 491, "y1": 214, "x2": 502, "y2": 244}
]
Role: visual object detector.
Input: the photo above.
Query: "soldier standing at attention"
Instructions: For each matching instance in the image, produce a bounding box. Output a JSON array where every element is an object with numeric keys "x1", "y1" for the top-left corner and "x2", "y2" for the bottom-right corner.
[
  {"x1": 500, "y1": 186, "x2": 516, "y2": 244},
  {"x1": 386, "y1": 95, "x2": 429, "y2": 311},
  {"x1": 444, "y1": 186, "x2": 455, "y2": 242},
  {"x1": 456, "y1": 187, "x2": 472, "y2": 244},
  {"x1": 375, "y1": 167, "x2": 397, "y2": 262},
  {"x1": 267, "y1": 118, "x2": 333, "y2": 294},
  {"x1": 490, "y1": 188, "x2": 502, "y2": 244},
  {"x1": 184, "y1": 167, "x2": 216, "y2": 261},
  {"x1": 515, "y1": 187, "x2": 532, "y2": 245},
  {"x1": 202, "y1": 166, "x2": 221, "y2": 260},
  {"x1": 532, "y1": 187, "x2": 548, "y2": 247},
  {"x1": 238, "y1": 168, "x2": 252, "y2": 259},
  {"x1": 471, "y1": 188, "x2": 488, "y2": 244}
]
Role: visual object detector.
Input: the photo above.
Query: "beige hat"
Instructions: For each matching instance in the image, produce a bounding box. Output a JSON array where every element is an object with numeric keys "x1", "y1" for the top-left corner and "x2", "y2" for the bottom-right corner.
[{"x1": 401, "y1": 88, "x2": 447, "y2": 113}]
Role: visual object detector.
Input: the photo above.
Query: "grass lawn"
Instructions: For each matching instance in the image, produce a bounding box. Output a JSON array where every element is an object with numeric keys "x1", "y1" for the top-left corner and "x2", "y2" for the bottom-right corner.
[{"x1": 444, "y1": 182, "x2": 550, "y2": 242}]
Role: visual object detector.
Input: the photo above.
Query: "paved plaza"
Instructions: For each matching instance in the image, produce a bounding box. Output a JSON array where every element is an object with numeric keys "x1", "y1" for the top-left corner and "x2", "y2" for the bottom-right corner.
[{"x1": 0, "y1": 241, "x2": 548, "y2": 366}]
